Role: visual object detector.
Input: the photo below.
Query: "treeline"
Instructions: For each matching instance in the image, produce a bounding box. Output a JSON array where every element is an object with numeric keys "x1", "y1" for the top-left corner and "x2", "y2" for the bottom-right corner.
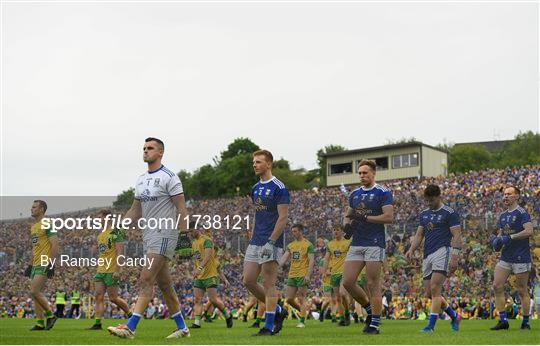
[{"x1": 113, "y1": 132, "x2": 539, "y2": 206}]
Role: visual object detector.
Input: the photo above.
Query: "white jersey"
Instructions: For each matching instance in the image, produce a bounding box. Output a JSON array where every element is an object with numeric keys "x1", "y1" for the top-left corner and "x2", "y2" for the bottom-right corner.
[{"x1": 134, "y1": 165, "x2": 183, "y2": 238}]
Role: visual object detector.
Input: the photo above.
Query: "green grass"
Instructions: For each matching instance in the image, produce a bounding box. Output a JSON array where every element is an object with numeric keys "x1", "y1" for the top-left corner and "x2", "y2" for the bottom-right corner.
[{"x1": 0, "y1": 318, "x2": 538, "y2": 344}]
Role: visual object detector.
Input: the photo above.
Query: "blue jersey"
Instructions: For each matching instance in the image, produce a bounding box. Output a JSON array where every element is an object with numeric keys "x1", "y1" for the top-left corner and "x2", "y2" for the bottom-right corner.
[
  {"x1": 419, "y1": 205, "x2": 460, "y2": 258},
  {"x1": 348, "y1": 184, "x2": 393, "y2": 248},
  {"x1": 498, "y1": 206, "x2": 531, "y2": 263},
  {"x1": 251, "y1": 176, "x2": 290, "y2": 248}
]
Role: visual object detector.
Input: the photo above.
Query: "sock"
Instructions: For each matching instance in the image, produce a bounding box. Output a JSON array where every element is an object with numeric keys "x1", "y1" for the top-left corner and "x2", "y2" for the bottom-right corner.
[
  {"x1": 194, "y1": 315, "x2": 201, "y2": 326},
  {"x1": 95, "y1": 318, "x2": 101, "y2": 325},
  {"x1": 345, "y1": 309, "x2": 350, "y2": 319},
  {"x1": 370, "y1": 314, "x2": 381, "y2": 329},
  {"x1": 255, "y1": 316, "x2": 261, "y2": 323},
  {"x1": 171, "y1": 311, "x2": 187, "y2": 330},
  {"x1": 331, "y1": 313, "x2": 337, "y2": 322},
  {"x1": 300, "y1": 316, "x2": 305, "y2": 323},
  {"x1": 499, "y1": 311, "x2": 507, "y2": 323},
  {"x1": 444, "y1": 305, "x2": 457, "y2": 320},
  {"x1": 36, "y1": 319, "x2": 45, "y2": 327},
  {"x1": 243, "y1": 313, "x2": 248, "y2": 321},
  {"x1": 427, "y1": 313, "x2": 438, "y2": 329},
  {"x1": 522, "y1": 315, "x2": 530, "y2": 326},
  {"x1": 127, "y1": 311, "x2": 133, "y2": 318},
  {"x1": 221, "y1": 308, "x2": 230, "y2": 318},
  {"x1": 275, "y1": 305, "x2": 282, "y2": 314},
  {"x1": 264, "y1": 312, "x2": 276, "y2": 331},
  {"x1": 126, "y1": 313, "x2": 141, "y2": 332},
  {"x1": 362, "y1": 303, "x2": 372, "y2": 317},
  {"x1": 45, "y1": 310, "x2": 53, "y2": 318}
]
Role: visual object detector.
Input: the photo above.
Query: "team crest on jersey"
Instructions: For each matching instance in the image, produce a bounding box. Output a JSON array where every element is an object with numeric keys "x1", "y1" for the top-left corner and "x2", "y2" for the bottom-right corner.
[
  {"x1": 194, "y1": 251, "x2": 201, "y2": 260},
  {"x1": 334, "y1": 250, "x2": 341, "y2": 257},
  {"x1": 369, "y1": 194, "x2": 375, "y2": 200},
  {"x1": 292, "y1": 251, "x2": 300, "y2": 260},
  {"x1": 154, "y1": 178, "x2": 160, "y2": 187},
  {"x1": 32, "y1": 235, "x2": 38, "y2": 244},
  {"x1": 265, "y1": 189, "x2": 271, "y2": 196}
]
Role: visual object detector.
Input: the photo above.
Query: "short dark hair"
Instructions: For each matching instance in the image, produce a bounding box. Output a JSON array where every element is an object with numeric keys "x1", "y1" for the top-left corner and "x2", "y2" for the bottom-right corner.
[
  {"x1": 253, "y1": 149, "x2": 273, "y2": 163},
  {"x1": 145, "y1": 137, "x2": 164, "y2": 151},
  {"x1": 358, "y1": 159, "x2": 376, "y2": 172},
  {"x1": 424, "y1": 184, "x2": 441, "y2": 197},
  {"x1": 291, "y1": 223, "x2": 304, "y2": 232},
  {"x1": 507, "y1": 186, "x2": 521, "y2": 195},
  {"x1": 33, "y1": 200, "x2": 47, "y2": 213}
]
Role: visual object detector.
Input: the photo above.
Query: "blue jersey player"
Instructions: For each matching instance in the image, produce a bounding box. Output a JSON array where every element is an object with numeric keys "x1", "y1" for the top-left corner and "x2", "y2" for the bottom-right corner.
[
  {"x1": 342, "y1": 160, "x2": 394, "y2": 334},
  {"x1": 405, "y1": 184, "x2": 462, "y2": 332},
  {"x1": 490, "y1": 186, "x2": 534, "y2": 331},
  {"x1": 242, "y1": 149, "x2": 289, "y2": 336}
]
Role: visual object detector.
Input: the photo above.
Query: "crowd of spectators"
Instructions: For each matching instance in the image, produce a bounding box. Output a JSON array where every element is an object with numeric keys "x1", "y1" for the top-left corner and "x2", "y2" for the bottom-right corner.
[{"x1": 1, "y1": 165, "x2": 539, "y2": 321}]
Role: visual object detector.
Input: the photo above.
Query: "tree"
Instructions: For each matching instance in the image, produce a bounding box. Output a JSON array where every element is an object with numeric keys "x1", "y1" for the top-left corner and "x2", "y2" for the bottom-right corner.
[
  {"x1": 220, "y1": 137, "x2": 260, "y2": 161},
  {"x1": 496, "y1": 131, "x2": 540, "y2": 168},
  {"x1": 317, "y1": 144, "x2": 347, "y2": 187},
  {"x1": 113, "y1": 188, "x2": 134, "y2": 209},
  {"x1": 448, "y1": 144, "x2": 492, "y2": 173}
]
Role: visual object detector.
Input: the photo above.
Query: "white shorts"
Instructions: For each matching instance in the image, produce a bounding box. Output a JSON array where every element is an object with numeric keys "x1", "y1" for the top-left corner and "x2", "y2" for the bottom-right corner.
[
  {"x1": 143, "y1": 236, "x2": 178, "y2": 260},
  {"x1": 346, "y1": 246, "x2": 385, "y2": 262},
  {"x1": 422, "y1": 246, "x2": 450, "y2": 279},
  {"x1": 496, "y1": 260, "x2": 531, "y2": 274},
  {"x1": 244, "y1": 244, "x2": 284, "y2": 265}
]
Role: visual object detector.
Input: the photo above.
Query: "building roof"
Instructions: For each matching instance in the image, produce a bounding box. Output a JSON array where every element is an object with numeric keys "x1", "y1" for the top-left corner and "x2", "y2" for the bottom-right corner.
[
  {"x1": 323, "y1": 141, "x2": 447, "y2": 158},
  {"x1": 454, "y1": 140, "x2": 513, "y2": 153}
]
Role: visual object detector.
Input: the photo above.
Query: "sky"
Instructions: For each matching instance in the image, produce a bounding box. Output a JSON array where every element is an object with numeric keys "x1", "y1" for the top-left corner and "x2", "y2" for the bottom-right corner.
[{"x1": 2, "y1": 1, "x2": 538, "y2": 198}]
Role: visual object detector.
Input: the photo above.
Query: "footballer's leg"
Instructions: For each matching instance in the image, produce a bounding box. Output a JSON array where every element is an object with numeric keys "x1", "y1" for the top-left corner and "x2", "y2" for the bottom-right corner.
[
  {"x1": 191, "y1": 287, "x2": 205, "y2": 328},
  {"x1": 243, "y1": 262, "x2": 265, "y2": 302},
  {"x1": 421, "y1": 272, "x2": 446, "y2": 332},
  {"x1": 297, "y1": 286, "x2": 308, "y2": 327},
  {"x1": 89, "y1": 281, "x2": 105, "y2": 329},
  {"x1": 107, "y1": 285, "x2": 132, "y2": 318},
  {"x1": 343, "y1": 261, "x2": 372, "y2": 330},
  {"x1": 491, "y1": 264, "x2": 511, "y2": 330},
  {"x1": 207, "y1": 287, "x2": 233, "y2": 328},
  {"x1": 154, "y1": 259, "x2": 190, "y2": 338},
  {"x1": 243, "y1": 296, "x2": 257, "y2": 322},
  {"x1": 108, "y1": 254, "x2": 166, "y2": 338},
  {"x1": 338, "y1": 285, "x2": 351, "y2": 326},
  {"x1": 30, "y1": 274, "x2": 55, "y2": 330},
  {"x1": 285, "y1": 285, "x2": 302, "y2": 327},
  {"x1": 364, "y1": 261, "x2": 383, "y2": 333},
  {"x1": 515, "y1": 270, "x2": 532, "y2": 329},
  {"x1": 260, "y1": 261, "x2": 283, "y2": 334}
]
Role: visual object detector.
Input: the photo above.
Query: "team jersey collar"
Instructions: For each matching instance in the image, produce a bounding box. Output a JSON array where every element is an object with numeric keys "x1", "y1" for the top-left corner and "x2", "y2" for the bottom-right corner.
[
  {"x1": 259, "y1": 176, "x2": 275, "y2": 184},
  {"x1": 148, "y1": 165, "x2": 163, "y2": 174},
  {"x1": 360, "y1": 183, "x2": 377, "y2": 191},
  {"x1": 506, "y1": 205, "x2": 519, "y2": 213},
  {"x1": 431, "y1": 204, "x2": 445, "y2": 212}
]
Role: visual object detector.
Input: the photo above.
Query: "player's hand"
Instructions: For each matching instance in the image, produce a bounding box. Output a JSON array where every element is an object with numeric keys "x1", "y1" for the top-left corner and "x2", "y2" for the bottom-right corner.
[
  {"x1": 261, "y1": 240, "x2": 277, "y2": 260},
  {"x1": 448, "y1": 255, "x2": 459, "y2": 274},
  {"x1": 491, "y1": 236, "x2": 504, "y2": 252},
  {"x1": 349, "y1": 210, "x2": 368, "y2": 223},
  {"x1": 24, "y1": 265, "x2": 32, "y2": 278},
  {"x1": 46, "y1": 264, "x2": 55, "y2": 278}
]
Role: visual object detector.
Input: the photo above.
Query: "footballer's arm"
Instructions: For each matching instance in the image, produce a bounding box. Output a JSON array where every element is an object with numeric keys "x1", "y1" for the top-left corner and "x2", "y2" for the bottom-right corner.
[
  {"x1": 114, "y1": 241, "x2": 125, "y2": 279},
  {"x1": 123, "y1": 199, "x2": 142, "y2": 229},
  {"x1": 509, "y1": 222, "x2": 534, "y2": 240},
  {"x1": 306, "y1": 252, "x2": 315, "y2": 283},
  {"x1": 405, "y1": 226, "x2": 424, "y2": 259},
  {"x1": 449, "y1": 225, "x2": 463, "y2": 272},
  {"x1": 171, "y1": 194, "x2": 189, "y2": 233},
  {"x1": 366, "y1": 205, "x2": 394, "y2": 224},
  {"x1": 278, "y1": 251, "x2": 290, "y2": 268},
  {"x1": 268, "y1": 204, "x2": 289, "y2": 242}
]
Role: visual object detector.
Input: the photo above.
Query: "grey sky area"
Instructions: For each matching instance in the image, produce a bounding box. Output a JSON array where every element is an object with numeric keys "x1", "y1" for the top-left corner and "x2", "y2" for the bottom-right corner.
[{"x1": 2, "y1": 2, "x2": 538, "y2": 198}]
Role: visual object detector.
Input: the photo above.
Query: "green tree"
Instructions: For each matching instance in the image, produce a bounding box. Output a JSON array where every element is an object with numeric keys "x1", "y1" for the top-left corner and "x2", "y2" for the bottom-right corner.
[
  {"x1": 317, "y1": 145, "x2": 347, "y2": 187},
  {"x1": 448, "y1": 144, "x2": 492, "y2": 173},
  {"x1": 220, "y1": 137, "x2": 260, "y2": 161},
  {"x1": 496, "y1": 131, "x2": 540, "y2": 168},
  {"x1": 113, "y1": 188, "x2": 134, "y2": 209}
]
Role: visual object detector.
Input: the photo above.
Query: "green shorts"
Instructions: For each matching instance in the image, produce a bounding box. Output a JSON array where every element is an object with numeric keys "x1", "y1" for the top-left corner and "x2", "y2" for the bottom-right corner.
[
  {"x1": 194, "y1": 276, "x2": 219, "y2": 290},
  {"x1": 31, "y1": 266, "x2": 47, "y2": 279},
  {"x1": 323, "y1": 284, "x2": 333, "y2": 293},
  {"x1": 287, "y1": 277, "x2": 307, "y2": 287},
  {"x1": 94, "y1": 273, "x2": 118, "y2": 287},
  {"x1": 330, "y1": 273, "x2": 343, "y2": 287}
]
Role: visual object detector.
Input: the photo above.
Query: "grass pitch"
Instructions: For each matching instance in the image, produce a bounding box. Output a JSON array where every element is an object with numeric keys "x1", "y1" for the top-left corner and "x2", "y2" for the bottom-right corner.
[{"x1": 0, "y1": 318, "x2": 538, "y2": 344}]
